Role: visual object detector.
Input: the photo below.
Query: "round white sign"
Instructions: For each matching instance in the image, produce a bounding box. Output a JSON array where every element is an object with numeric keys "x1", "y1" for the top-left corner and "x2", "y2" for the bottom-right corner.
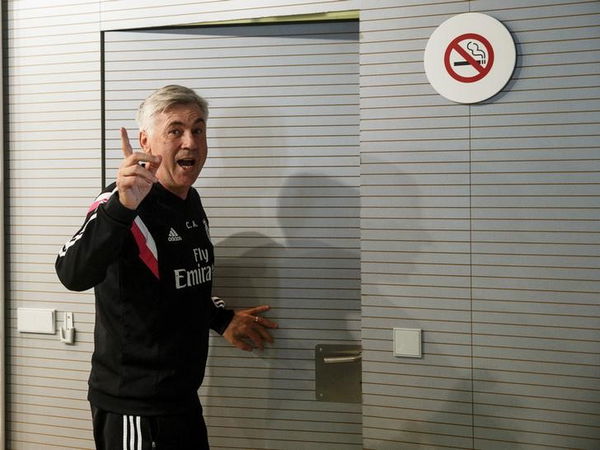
[{"x1": 424, "y1": 13, "x2": 516, "y2": 104}]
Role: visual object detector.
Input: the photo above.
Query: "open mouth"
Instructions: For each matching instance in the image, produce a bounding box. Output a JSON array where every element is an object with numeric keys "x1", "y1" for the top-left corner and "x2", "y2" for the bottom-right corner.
[{"x1": 177, "y1": 158, "x2": 195, "y2": 167}]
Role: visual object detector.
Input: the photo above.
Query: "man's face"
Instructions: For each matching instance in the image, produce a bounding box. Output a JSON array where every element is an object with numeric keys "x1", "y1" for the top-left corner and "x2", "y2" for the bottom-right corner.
[{"x1": 140, "y1": 103, "x2": 207, "y2": 199}]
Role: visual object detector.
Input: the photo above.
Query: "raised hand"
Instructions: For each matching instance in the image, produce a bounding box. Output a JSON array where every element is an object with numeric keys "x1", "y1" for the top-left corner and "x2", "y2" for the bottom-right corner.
[
  {"x1": 116, "y1": 127, "x2": 162, "y2": 210},
  {"x1": 223, "y1": 305, "x2": 278, "y2": 351}
]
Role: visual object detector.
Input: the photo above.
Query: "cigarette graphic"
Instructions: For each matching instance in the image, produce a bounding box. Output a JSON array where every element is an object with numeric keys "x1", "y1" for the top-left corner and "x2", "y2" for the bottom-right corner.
[{"x1": 453, "y1": 41, "x2": 487, "y2": 67}]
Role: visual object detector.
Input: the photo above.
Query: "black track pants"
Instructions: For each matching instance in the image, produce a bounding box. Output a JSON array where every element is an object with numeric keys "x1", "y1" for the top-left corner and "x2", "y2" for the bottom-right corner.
[{"x1": 91, "y1": 403, "x2": 209, "y2": 450}]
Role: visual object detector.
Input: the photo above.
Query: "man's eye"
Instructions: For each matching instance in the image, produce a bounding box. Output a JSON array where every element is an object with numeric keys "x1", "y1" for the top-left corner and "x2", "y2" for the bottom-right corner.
[
  {"x1": 193, "y1": 128, "x2": 204, "y2": 135},
  {"x1": 169, "y1": 129, "x2": 181, "y2": 136}
]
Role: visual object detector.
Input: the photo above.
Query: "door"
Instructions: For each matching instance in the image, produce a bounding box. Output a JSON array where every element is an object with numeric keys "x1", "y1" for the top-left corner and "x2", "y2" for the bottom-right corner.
[{"x1": 103, "y1": 20, "x2": 360, "y2": 449}]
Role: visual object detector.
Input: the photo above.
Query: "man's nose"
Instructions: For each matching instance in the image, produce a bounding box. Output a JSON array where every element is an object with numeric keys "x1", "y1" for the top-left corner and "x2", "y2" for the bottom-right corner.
[{"x1": 181, "y1": 130, "x2": 198, "y2": 148}]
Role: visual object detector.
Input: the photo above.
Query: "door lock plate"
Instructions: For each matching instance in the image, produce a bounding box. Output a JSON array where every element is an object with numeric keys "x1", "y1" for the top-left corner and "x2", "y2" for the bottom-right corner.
[{"x1": 315, "y1": 344, "x2": 361, "y2": 403}]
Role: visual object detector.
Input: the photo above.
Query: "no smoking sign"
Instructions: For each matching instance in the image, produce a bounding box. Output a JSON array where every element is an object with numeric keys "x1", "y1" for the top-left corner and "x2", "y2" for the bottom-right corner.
[
  {"x1": 425, "y1": 13, "x2": 516, "y2": 103},
  {"x1": 445, "y1": 33, "x2": 494, "y2": 83}
]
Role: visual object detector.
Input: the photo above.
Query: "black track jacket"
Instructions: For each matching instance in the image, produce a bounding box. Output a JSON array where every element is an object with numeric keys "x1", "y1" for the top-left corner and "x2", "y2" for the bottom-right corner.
[{"x1": 55, "y1": 182, "x2": 234, "y2": 415}]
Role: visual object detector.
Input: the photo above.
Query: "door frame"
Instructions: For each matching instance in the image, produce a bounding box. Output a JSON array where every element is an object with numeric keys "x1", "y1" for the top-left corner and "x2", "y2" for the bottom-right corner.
[{"x1": 102, "y1": 15, "x2": 361, "y2": 449}]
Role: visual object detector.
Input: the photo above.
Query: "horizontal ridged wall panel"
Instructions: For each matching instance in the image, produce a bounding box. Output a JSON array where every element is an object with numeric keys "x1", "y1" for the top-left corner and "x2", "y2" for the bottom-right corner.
[
  {"x1": 360, "y1": 0, "x2": 473, "y2": 447},
  {"x1": 7, "y1": 1, "x2": 359, "y2": 449},
  {"x1": 470, "y1": 1, "x2": 600, "y2": 448},
  {"x1": 8, "y1": 1, "x2": 600, "y2": 448},
  {"x1": 360, "y1": 0, "x2": 600, "y2": 449},
  {"x1": 104, "y1": 20, "x2": 360, "y2": 449},
  {"x1": 7, "y1": 0, "x2": 100, "y2": 448}
]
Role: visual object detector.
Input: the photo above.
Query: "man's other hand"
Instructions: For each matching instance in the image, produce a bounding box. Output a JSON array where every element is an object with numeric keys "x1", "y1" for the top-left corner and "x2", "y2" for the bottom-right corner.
[{"x1": 223, "y1": 305, "x2": 278, "y2": 351}]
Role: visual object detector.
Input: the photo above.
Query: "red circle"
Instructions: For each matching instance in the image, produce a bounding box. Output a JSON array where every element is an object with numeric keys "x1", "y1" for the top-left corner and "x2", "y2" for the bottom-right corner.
[{"x1": 444, "y1": 33, "x2": 494, "y2": 83}]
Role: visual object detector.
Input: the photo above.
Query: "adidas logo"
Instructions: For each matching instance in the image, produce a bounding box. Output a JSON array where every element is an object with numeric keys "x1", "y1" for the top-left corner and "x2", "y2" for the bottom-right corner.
[{"x1": 168, "y1": 228, "x2": 182, "y2": 242}]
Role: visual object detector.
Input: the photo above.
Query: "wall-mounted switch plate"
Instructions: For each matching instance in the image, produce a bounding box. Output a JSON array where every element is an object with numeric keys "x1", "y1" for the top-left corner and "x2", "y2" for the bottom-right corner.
[
  {"x1": 393, "y1": 328, "x2": 422, "y2": 358},
  {"x1": 17, "y1": 308, "x2": 56, "y2": 334}
]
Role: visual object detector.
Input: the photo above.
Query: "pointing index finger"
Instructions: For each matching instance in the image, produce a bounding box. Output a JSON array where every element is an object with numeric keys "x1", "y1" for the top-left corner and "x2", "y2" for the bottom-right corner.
[{"x1": 120, "y1": 127, "x2": 133, "y2": 158}]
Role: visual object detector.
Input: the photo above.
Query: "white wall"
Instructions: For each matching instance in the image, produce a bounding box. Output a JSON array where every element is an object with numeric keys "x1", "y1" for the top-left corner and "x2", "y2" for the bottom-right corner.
[
  {"x1": 361, "y1": 1, "x2": 600, "y2": 448},
  {"x1": 5, "y1": 0, "x2": 600, "y2": 449}
]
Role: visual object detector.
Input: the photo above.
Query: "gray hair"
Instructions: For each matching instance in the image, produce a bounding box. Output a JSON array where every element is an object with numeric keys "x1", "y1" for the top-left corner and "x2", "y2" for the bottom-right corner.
[{"x1": 136, "y1": 85, "x2": 209, "y2": 134}]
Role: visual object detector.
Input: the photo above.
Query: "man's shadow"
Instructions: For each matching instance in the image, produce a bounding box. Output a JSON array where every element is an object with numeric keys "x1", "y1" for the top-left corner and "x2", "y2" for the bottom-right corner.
[{"x1": 203, "y1": 173, "x2": 362, "y2": 448}]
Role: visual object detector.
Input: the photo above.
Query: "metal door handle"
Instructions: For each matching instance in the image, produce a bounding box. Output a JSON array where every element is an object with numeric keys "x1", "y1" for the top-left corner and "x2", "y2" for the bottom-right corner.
[{"x1": 323, "y1": 352, "x2": 362, "y2": 364}]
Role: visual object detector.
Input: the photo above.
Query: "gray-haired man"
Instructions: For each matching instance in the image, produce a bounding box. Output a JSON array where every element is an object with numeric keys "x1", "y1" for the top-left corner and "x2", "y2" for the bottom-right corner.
[{"x1": 56, "y1": 85, "x2": 277, "y2": 449}]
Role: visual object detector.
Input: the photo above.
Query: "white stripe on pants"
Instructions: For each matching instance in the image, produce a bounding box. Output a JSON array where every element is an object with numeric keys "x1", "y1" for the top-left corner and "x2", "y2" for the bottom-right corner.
[{"x1": 123, "y1": 415, "x2": 142, "y2": 450}]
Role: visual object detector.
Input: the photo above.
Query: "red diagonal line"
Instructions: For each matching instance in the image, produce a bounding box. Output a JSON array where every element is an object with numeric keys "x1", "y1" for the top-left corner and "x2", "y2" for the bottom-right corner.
[{"x1": 452, "y1": 42, "x2": 485, "y2": 74}]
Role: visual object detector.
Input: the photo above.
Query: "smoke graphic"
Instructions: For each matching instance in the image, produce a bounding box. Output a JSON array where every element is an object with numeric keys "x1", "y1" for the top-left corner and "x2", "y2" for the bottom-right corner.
[{"x1": 467, "y1": 41, "x2": 486, "y2": 64}]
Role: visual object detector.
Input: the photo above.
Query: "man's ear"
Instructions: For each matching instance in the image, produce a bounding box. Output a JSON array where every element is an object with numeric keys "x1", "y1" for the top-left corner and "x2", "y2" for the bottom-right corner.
[{"x1": 139, "y1": 130, "x2": 151, "y2": 153}]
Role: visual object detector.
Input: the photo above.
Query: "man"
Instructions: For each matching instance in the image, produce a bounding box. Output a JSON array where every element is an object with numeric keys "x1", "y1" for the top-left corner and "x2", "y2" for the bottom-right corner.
[{"x1": 55, "y1": 85, "x2": 277, "y2": 449}]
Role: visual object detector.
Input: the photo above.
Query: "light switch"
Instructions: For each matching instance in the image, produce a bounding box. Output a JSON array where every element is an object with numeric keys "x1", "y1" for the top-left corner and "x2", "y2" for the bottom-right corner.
[
  {"x1": 393, "y1": 328, "x2": 422, "y2": 358},
  {"x1": 17, "y1": 308, "x2": 56, "y2": 334}
]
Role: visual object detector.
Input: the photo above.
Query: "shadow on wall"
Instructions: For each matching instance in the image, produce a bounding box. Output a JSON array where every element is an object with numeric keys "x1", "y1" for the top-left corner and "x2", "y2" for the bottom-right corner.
[
  {"x1": 205, "y1": 173, "x2": 362, "y2": 448},
  {"x1": 361, "y1": 158, "x2": 475, "y2": 448},
  {"x1": 377, "y1": 372, "x2": 519, "y2": 448}
]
